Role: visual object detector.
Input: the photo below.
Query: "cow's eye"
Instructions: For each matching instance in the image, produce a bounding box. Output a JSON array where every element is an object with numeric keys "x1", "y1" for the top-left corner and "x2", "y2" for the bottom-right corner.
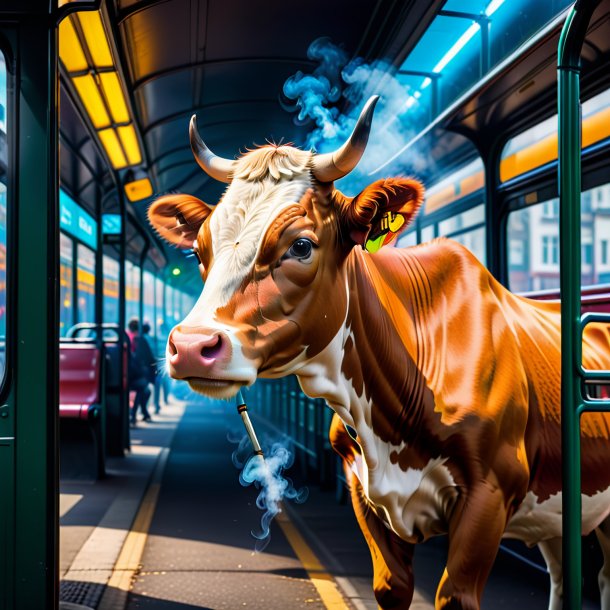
[{"x1": 285, "y1": 238, "x2": 314, "y2": 263}]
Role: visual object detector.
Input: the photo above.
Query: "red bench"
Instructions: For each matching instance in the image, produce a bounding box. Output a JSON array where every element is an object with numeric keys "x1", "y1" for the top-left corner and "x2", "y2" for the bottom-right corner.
[
  {"x1": 60, "y1": 343, "x2": 101, "y2": 420},
  {"x1": 59, "y1": 341, "x2": 105, "y2": 480}
]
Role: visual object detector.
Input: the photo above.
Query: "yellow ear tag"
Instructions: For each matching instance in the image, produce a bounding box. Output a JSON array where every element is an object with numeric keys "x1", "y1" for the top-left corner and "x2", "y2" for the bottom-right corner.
[{"x1": 364, "y1": 212, "x2": 406, "y2": 253}]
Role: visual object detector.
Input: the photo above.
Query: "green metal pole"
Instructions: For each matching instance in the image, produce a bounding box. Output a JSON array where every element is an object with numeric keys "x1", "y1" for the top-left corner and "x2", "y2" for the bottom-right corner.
[{"x1": 558, "y1": 1, "x2": 600, "y2": 606}]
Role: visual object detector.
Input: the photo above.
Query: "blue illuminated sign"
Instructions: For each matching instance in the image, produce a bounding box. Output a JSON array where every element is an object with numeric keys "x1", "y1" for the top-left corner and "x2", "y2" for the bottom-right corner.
[
  {"x1": 102, "y1": 214, "x2": 122, "y2": 235},
  {"x1": 59, "y1": 189, "x2": 97, "y2": 250}
]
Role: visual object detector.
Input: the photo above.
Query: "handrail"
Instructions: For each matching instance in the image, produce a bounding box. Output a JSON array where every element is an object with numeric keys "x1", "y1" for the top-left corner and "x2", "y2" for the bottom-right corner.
[{"x1": 557, "y1": 0, "x2": 604, "y2": 607}]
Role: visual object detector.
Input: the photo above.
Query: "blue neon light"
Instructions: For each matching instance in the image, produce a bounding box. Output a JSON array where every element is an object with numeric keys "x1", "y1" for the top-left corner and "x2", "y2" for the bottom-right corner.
[{"x1": 59, "y1": 189, "x2": 97, "y2": 250}]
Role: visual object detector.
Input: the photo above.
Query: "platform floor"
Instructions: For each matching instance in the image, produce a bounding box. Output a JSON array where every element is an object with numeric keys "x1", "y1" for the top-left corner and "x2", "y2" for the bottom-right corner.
[{"x1": 60, "y1": 397, "x2": 601, "y2": 610}]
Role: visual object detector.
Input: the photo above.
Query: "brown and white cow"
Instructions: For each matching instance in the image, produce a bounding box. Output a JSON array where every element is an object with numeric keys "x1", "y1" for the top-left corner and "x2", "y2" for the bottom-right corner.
[{"x1": 149, "y1": 97, "x2": 610, "y2": 610}]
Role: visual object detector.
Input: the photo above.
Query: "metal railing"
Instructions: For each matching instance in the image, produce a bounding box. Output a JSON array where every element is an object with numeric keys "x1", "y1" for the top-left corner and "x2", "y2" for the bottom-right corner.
[{"x1": 558, "y1": 0, "x2": 610, "y2": 606}]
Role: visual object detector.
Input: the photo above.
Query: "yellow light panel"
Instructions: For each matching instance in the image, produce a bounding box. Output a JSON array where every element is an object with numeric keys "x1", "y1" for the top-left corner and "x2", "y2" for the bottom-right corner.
[
  {"x1": 78, "y1": 11, "x2": 113, "y2": 69},
  {"x1": 99, "y1": 72, "x2": 130, "y2": 124},
  {"x1": 117, "y1": 124, "x2": 142, "y2": 165},
  {"x1": 72, "y1": 74, "x2": 111, "y2": 128},
  {"x1": 99, "y1": 128, "x2": 127, "y2": 169},
  {"x1": 125, "y1": 178, "x2": 153, "y2": 202},
  {"x1": 59, "y1": 17, "x2": 88, "y2": 73}
]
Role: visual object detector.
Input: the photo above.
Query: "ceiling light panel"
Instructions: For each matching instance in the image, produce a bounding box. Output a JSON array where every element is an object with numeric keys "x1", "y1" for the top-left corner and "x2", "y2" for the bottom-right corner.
[{"x1": 58, "y1": 10, "x2": 145, "y2": 174}]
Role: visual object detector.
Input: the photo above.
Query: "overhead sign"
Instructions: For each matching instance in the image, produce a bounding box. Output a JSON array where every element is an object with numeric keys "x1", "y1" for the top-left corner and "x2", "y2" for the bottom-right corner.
[
  {"x1": 102, "y1": 214, "x2": 122, "y2": 235},
  {"x1": 59, "y1": 189, "x2": 97, "y2": 250}
]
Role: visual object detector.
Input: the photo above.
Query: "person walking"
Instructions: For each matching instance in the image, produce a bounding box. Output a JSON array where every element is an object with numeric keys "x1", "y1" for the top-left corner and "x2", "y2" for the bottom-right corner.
[
  {"x1": 154, "y1": 321, "x2": 172, "y2": 413},
  {"x1": 127, "y1": 318, "x2": 152, "y2": 424}
]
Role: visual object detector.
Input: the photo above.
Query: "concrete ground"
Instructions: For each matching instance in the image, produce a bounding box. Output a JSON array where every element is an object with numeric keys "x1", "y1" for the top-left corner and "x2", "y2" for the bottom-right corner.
[{"x1": 60, "y1": 396, "x2": 602, "y2": 609}]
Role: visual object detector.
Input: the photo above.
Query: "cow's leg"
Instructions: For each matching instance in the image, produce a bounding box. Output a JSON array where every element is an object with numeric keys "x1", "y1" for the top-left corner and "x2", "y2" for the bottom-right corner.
[
  {"x1": 596, "y1": 514, "x2": 610, "y2": 609},
  {"x1": 329, "y1": 414, "x2": 415, "y2": 608},
  {"x1": 435, "y1": 480, "x2": 507, "y2": 610},
  {"x1": 347, "y1": 465, "x2": 415, "y2": 608},
  {"x1": 537, "y1": 537, "x2": 563, "y2": 610}
]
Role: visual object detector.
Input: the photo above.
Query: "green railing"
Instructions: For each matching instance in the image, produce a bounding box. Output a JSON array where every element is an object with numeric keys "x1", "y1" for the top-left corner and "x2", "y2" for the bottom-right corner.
[{"x1": 558, "y1": 0, "x2": 610, "y2": 606}]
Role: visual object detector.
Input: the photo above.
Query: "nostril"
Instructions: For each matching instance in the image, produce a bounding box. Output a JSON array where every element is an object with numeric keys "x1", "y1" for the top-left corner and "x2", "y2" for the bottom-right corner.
[
  {"x1": 201, "y1": 334, "x2": 223, "y2": 360},
  {"x1": 168, "y1": 337, "x2": 178, "y2": 357}
]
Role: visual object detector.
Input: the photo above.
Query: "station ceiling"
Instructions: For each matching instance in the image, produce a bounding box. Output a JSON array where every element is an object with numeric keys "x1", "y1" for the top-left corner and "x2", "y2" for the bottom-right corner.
[{"x1": 59, "y1": 0, "x2": 444, "y2": 291}]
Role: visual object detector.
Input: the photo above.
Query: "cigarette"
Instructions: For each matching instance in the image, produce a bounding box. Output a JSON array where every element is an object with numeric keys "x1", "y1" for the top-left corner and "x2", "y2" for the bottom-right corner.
[{"x1": 236, "y1": 389, "x2": 264, "y2": 457}]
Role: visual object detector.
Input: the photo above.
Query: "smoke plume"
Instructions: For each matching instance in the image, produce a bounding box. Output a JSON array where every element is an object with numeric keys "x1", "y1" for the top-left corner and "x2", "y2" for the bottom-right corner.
[
  {"x1": 283, "y1": 37, "x2": 434, "y2": 195},
  {"x1": 229, "y1": 431, "x2": 308, "y2": 552}
]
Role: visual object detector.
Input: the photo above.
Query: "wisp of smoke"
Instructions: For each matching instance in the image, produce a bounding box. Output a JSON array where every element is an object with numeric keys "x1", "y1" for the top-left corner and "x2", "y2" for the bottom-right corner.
[
  {"x1": 228, "y1": 430, "x2": 308, "y2": 552},
  {"x1": 283, "y1": 38, "x2": 435, "y2": 195}
]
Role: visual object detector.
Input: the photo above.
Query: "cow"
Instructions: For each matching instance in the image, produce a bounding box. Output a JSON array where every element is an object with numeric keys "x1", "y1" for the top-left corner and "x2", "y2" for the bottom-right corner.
[{"x1": 148, "y1": 96, "x2": 610, "y2": 610}]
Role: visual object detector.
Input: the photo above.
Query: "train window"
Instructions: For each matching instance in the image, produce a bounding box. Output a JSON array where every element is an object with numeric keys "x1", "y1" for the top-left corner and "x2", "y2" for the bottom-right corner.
[
  {"x1": 125, "y1": 260, "x2": 140, "y2": 321},
  {"x1": 397, "y1": 230, "x2": 417, "y2": 248},
  {"x1": 397, "y1": 0, "x2": 572, "y2": 133},
  {"x1": 143, "y1": 270, "x2": 155, "y2": 327},
  {"x1": 500, "y1": 88, "x2": 610, "y2": 183},
  {"x1": 416, "y1": 157, "x2": 486, "y2": 264},
  {"x1": 59, "y1": 233, "x2": 74, "y2": 336},
  {"x1": 103, "y1": 254, "x2": 119, "y2": 324},
  {"x1": 0, "y1": 52, "x2": 6, "y2": 382},
  {"x1": 421, "y1": 225, "x2": 435, "y2": 242},
  {"x1": 155, "y1": 276, "x2": 164, "y2": 329},
  {"x1": 507, "y1": 185, "x2": 610, "y2": 292},
  {"x1": 76, "y1": 243, "x2": 95, "y2": 323}
]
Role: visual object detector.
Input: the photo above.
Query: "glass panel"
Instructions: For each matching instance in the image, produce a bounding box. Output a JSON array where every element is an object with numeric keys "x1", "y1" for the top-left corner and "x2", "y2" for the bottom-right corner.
[
  {"x1": 143, "y1": 270, "x2": 155, "y2": 328},
  {"x1": 155, "y1": 276, "x2": 164, "y2": 327},
  {"x1": 500, "y1": 88, "x2": 610, "y2": 182},
  {"x1": 0, "y1": 53, "x2": 7, "y2": 380},
  {"x1": 59, "y1": 233, "x2": 74, "y2": 336},
  {"x1": 507, "y1": 185, "x2": 610, "y2": 292},
  {"x1": 397, "y1": 230, "x2": 417, "y2": 248},
  {"x1": 397, "y1": 0, "x2": 572, "y2": 135},
  {"x1": 125, "y1": 260, "x2": 140, "y2": 322},
  {"x1": 165, "y1": 285, "x2": 174, "y2": 324},
  {"x1": 103, "y1": 254, "x2": 119, "y2": 324},
  {"x1": 421, "y1": 225, "x2": 435, "y2": 242},
  {"x1": 451, "y1": 227, "x2": 486, "y2": 265},
  {"x1": 425, "y1": 158, "x2": 484, "y2": 215},
  {"x1": 438, "y1": 204, "x2": 485, "y2": 236},
  {"x1": 76, "y1": 243, "x2": 95, "y2": 323}
]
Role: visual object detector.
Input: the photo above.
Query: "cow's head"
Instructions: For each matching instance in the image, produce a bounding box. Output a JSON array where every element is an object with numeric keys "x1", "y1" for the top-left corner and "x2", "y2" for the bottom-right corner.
[{"x1": 149, "y1": 97, "x2": 423, "y2": 398}]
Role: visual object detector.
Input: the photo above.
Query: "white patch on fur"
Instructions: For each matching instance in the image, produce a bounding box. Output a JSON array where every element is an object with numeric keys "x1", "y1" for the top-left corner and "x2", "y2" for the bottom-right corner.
[
  {"x1": 294, "y1": 299, "x2": 459, "y2": 543},
  {"x1": 200, "y1": 174, "x2": 311, "y2": 310},
  {"x1": 505, "y1": 487, "x2": 610, "y2": 546}
]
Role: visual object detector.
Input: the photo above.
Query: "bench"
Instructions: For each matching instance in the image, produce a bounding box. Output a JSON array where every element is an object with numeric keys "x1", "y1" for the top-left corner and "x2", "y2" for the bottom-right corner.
[{"x1": 59, "y1": 341, "x2": 105, "y2": 480}]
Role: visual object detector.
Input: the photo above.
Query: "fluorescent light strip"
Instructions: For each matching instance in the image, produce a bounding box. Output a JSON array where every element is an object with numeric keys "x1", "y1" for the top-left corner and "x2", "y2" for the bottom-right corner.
[{"x1": 421, "y1": 0, "x2": 506, "y2": 89}]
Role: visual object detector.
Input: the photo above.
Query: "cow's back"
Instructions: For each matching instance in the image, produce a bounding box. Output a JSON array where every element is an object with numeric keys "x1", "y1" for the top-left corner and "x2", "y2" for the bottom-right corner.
[{"x1": 506, "y1": 291, "x2": 610, "y2": 507}]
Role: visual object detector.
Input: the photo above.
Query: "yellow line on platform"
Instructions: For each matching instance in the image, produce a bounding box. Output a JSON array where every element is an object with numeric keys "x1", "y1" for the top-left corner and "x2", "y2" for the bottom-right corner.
[
  {"x1": 99, "y1": 447, "x2": 169, "y2": 609},
  {"x1": 276, "y1": 510, "x2": 350, "y2": 609}
]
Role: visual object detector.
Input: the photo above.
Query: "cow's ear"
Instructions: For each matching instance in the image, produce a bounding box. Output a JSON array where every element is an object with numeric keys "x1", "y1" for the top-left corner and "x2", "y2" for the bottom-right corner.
[
  {"x1": 336, "y1": 178, "x2": 424, "y2": 252},
  {"x1": 148, "y1": 194, "x2": 212, "y2": 248}
]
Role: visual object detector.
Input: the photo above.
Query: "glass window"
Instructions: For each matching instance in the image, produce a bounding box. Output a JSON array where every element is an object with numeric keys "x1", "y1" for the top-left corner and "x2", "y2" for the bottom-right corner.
[
  {"x1": 0, "y1": 53, "x2": 7, "y2": 381},
  {"x1": 143, "y1": 270, "x2": 155, "y2": 328},
  {"x1": 165, "y1": 285, "x2": 174, "y2": 324},
  {"x1": 425, "y1": 158, "x2": 484, "y2": 215},
  {"x1": 59, "y1": 233, "x2": 74, "y2": 336},
  {"x1": 501, "y1": 88, "x2": 610, "y2": 182},
  {"x1": 397, "y1": 230, "x2": 417, "y2": 248},
  {"x1": 155, "y1": 276, "x2": 164, "y2": 330},
  {"x1": 507, "y1": 185, "x2": 610, "y2": 292},
  {"x1": 396, "y1": 0, "x2": 572, "y2": 135},
  {"x1": 125, "y1": 260, "x2": 140, "y2": 322},
  {"x1": 421, "y1": 225, "x2": 435, "y2": 242},
  {"x1": 76, "y1": 243, "x2": 95, "y2": 323},
  {"x1": 103, "y1": 254, "x2": 119, "y2": 324}
]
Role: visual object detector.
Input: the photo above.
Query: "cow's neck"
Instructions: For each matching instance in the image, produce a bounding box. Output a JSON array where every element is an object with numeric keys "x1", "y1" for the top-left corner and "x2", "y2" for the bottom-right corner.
[{"x1": 297, "y1": 246, "x2": 437, "y2": 470}]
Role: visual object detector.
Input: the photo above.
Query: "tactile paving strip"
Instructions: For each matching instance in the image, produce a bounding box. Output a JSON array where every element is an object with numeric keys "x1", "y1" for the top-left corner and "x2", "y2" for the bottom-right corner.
[{"x1": 60, "y1": 580, "x2": 105, "y2": 608}]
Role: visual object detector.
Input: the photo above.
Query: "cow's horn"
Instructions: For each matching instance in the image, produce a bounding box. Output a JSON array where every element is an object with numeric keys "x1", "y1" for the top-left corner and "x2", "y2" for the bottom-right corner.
[
  {"x1": 311, "y1": 95, "x2": 379, "y2": 183},
  {"x1": 189, "y1": 115, "x2": 235, "y2": 184}
]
